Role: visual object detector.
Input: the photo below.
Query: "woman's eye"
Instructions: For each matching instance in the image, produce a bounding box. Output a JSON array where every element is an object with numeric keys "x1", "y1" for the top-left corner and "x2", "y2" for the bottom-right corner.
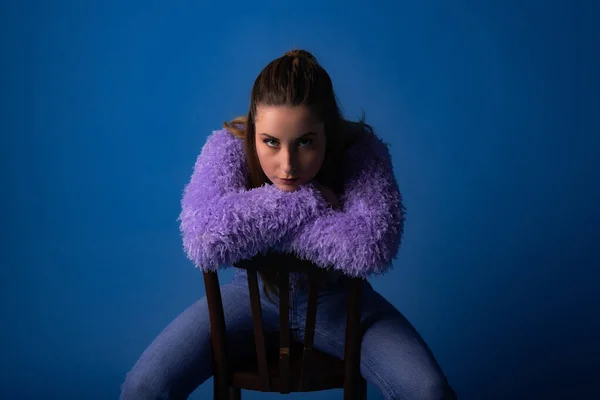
[
  {"x1": 263, "y1": 138, "x2": 313, "y2": 147},
  {"x1": 298, "y1": 138, "x2": 313, "y2": 147}
]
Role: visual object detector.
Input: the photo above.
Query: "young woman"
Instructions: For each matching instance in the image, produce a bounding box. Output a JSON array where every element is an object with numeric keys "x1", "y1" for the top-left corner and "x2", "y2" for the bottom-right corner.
[{"x1": 121, "y1": 50, "x2": 457, "y2": 400}]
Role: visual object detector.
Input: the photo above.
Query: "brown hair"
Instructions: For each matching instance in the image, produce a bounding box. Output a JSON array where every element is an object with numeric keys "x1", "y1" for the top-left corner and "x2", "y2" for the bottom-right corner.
[{"x1": 223, "y1": 49, "x2": 366, "y2": 299}]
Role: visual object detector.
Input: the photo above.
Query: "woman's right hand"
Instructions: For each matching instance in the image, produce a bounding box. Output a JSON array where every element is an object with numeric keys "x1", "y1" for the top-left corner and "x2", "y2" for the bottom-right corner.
[{"x1": 311, "y1": 181, "x2": 341, "y2": 210}]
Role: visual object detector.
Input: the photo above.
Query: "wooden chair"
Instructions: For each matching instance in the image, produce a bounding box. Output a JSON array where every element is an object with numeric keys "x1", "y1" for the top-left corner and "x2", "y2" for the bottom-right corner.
[{"x1": 202, "y1": 251, "x2": 367, "y2": 399}]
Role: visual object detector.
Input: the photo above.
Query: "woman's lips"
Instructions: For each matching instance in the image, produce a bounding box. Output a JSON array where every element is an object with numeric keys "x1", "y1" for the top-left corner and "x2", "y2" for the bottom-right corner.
[{"x1": 278, "y1": 178, "x2": 299, "y2": 185}]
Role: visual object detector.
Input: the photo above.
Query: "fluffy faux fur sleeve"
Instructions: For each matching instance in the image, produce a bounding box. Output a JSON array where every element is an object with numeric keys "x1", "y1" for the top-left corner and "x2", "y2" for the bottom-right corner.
[
  {"x1": 277, "y1": 127, "x2": 405, "y2": 277},
  {"x1": 179, "y1": 129, "x2": 330, "y2": 271}
]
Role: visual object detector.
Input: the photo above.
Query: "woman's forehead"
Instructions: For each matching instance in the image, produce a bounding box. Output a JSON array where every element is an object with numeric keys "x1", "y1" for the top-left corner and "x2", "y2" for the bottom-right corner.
[{"x1": 255, "y1": 105, "x2": 324, "y2": 139}]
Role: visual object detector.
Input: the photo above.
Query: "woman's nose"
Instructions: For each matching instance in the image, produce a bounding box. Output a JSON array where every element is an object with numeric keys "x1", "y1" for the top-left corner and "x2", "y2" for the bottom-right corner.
[{"x1": 280, "y1": 151, "x2": 298, "y2": 174}]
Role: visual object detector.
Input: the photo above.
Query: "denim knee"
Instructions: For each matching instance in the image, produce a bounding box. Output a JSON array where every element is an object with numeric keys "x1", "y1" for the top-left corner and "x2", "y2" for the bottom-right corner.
[
  {"x1": 412, "y1": 380, "x2": 456, "y2": 400},
  {"x1": 120, "y1": 370, "x2": 170, "y2": 400},
  {"x1": 388, "y1": 376, "x2": 456, "y2": 400},
  {"x1": 362, "y1": 351, "x2": 456, "y2": 400}
]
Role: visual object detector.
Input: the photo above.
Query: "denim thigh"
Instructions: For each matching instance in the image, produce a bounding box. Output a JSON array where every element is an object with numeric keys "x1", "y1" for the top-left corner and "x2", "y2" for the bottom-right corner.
[
  {"x1": 295, "y1": 280, "x2": 456, "y2": 400},
  {"x1": 120, "y1": 272, "x2": 279, "y2": 399}
]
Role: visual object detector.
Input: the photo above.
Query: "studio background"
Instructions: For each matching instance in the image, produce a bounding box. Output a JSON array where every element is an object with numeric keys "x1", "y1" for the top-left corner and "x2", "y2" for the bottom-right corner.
[{"x1": 2, "y1": 1, "x2": 598, "y2": 399}]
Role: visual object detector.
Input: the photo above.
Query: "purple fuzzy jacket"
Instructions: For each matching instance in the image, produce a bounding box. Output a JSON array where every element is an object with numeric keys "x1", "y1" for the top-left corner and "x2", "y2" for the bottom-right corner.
[{"x1": 179, "y1": 126, "x2": 405, "y2": 278}]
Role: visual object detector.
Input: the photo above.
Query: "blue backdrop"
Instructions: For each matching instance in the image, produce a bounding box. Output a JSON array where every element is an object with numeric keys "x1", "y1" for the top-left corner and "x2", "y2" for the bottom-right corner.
[{"x1": 2, "y1": 1, "x2": 599, "y2": 399}]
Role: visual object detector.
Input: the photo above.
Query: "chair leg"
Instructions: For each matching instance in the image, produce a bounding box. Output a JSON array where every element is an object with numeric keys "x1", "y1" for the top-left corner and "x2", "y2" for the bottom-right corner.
[
  {"x1": 229, "y1": 387, "x2": 241, "y2": 400},
  {"x1": 344, "y1": 379, "x2": 366, "y2": 400},
  {"x1": 213, "y1": 378, "x2": 229, "y2": 400}
]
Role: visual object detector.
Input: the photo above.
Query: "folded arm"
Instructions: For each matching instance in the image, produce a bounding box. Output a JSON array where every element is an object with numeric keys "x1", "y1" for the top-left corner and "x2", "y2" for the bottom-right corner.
[
  {"x1": 179, "y1": 129, "x2": 329, "y2": 271},
  {"x1": 278, "y1": 128, "x2": 406, "y2": 278}
]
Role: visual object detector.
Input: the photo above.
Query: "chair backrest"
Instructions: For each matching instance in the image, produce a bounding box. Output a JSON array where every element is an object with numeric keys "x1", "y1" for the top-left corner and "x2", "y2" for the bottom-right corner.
[{"x1": 203, "y1": 252, "x2": 363, "y2": 396}]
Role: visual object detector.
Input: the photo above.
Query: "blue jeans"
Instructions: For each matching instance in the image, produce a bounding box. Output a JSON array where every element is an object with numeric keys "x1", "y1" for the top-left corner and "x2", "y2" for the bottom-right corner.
[{"x1": 121, "y1": 271, "x2": 457, "y2": 399}]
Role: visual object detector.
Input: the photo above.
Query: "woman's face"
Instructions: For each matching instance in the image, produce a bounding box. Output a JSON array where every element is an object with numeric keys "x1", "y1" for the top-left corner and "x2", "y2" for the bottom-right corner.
[{"x1": 254, "y1": 105, "x2": 326, "y2": 192}]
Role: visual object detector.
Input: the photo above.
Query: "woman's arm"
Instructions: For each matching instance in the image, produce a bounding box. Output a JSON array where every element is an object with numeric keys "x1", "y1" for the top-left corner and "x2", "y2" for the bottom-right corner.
[
  {"x1": 179, "y1": 129, "x2": 329, "y2": 271},
  {"x1": 278, "y1": 128, "x2": 406, "y2": 278}
]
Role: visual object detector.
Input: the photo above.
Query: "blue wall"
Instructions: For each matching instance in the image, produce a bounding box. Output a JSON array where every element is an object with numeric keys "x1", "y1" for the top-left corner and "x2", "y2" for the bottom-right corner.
[{"x1": 2, "y1": 1, "x2": 598, "y2": 399}]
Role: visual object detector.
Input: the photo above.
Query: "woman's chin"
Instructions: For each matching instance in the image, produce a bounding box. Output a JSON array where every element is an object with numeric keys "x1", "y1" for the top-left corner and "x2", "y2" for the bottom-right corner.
[{"x1": 274, "y1": 183, "x2": 300, "y2": 192}]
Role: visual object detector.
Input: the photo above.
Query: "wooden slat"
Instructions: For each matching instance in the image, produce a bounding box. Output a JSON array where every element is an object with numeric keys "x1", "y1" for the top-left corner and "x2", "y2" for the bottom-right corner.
[
  {"x1": 360, "y1": 377, "x2": 367, "y2": 399},
  {"x1": 343, "y1": 278, "x2": 363, "y2": 400},
  {"x1": 203, "y1": 271, "x2": 229, "y2": 399},
  {"x1": 278, "y1": 271, "x2": 291, "y2": 394},
  {"x1": 299, "y1": 272, "x2": 319, "y2": 390},
  {"x1": 229, "y1": 386, "x2": 241, "y2": 400},
  {"x1": 229, "y1": 253, "x2": 367, "y2": 397},
  {"x1": 247, "y1": 268, "x2": 270, "y2": 391}
]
